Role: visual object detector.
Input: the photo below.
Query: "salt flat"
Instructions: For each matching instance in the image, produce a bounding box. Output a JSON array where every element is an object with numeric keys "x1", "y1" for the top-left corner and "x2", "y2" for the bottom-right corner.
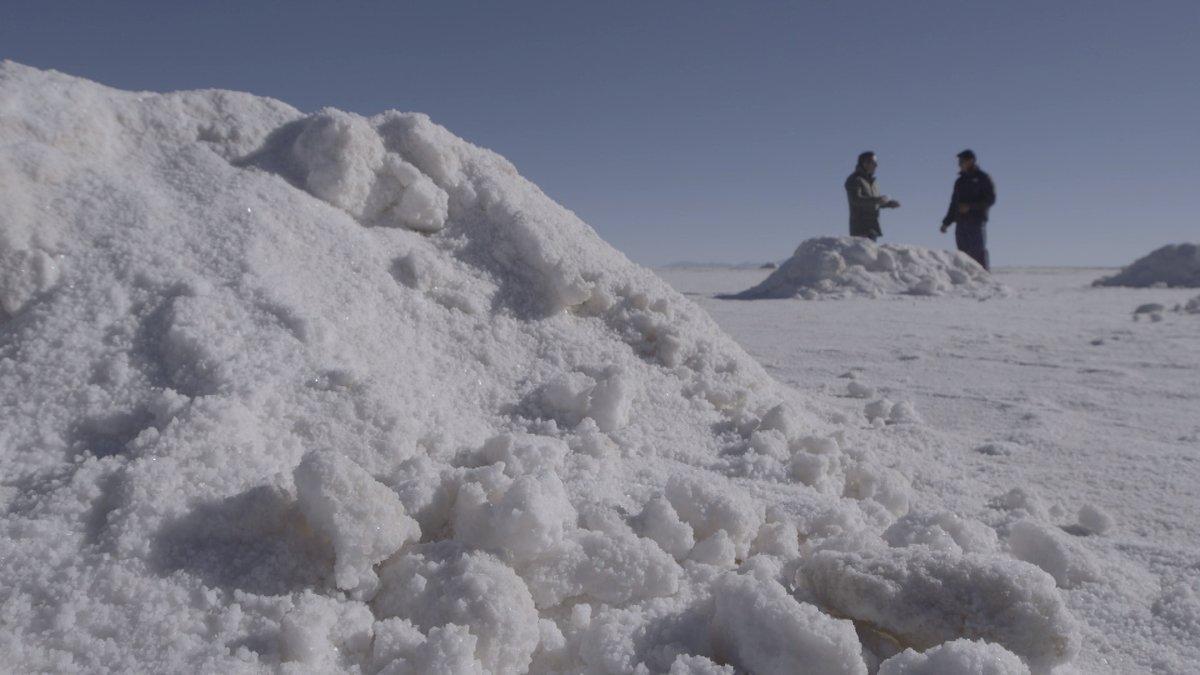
[{"x1": 661, "y1": 265, "x2": 1200, "y2": 673}]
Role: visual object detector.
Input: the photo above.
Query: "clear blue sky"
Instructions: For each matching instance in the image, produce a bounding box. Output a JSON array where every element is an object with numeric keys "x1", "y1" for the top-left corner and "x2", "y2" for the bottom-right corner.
[{"x1": 4, "y1": 1, "x2": 1197, "y2": 266}]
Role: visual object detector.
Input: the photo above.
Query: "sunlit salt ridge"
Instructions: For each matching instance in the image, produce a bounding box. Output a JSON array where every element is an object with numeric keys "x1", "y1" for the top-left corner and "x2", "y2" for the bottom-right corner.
[{"x1": 1, "y1": 62, "x2": 1077, "y2": 673}]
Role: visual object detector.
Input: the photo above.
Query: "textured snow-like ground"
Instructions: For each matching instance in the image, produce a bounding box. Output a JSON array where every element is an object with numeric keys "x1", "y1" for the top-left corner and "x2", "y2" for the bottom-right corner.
[{"x1": 661, "y1": 265, "x2": 1200, "y2": 674}]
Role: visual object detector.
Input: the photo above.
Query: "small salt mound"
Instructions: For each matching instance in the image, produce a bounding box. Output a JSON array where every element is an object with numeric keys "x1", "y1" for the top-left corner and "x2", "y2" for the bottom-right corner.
[
  {"x1": 989, "y1": 487, "x2": 1049, "y2": 521},
  {"x1": 878, "y1": 639, "x2": 1030, "y2": 675},
  {"x1": 724, "y1": 237, "x2": 1003, "y2": 300},
  {"x1": 1182, "y1": 295, "x2": 1200, "y2": 314},
  {"x1": 1093, "y1": 243, "x2": 1200, "y2": 288},
  {"x1": 1006, "y1": 520, "x2": 1101, "y2": 588},
  {"x1": 1132, "y1": 303, "x2": 1165, "y2": 322},
  {"x1": 670, "y1": 654, "x2": 736, "y2": 674},
  {"x1": 884, "y1": 511, "x2": 999, "y2": 555}
]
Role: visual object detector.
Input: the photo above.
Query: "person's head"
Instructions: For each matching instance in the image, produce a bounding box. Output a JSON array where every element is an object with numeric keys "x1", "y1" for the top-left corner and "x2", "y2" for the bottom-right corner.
[
  {"x1": 957, "y1": 149, "x2": 977, "y2": 172},
  {"x1": 857, "y1": 151, "x2": 878, "y2": 173}
]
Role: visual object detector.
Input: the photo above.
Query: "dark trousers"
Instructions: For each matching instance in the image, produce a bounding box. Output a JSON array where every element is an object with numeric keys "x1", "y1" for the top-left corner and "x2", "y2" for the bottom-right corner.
[{"x1": 955, "y1": 221, "x2": 989, "y2": 270}]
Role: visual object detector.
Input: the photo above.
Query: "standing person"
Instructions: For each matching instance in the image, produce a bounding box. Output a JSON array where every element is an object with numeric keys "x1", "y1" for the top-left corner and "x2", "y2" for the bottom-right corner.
[
  {"x1": 940, "y1": 149, "x2": 996, "y2": 270},
  {"x1": 845, "y1": 151, "x2": 900, "y2": 241}
]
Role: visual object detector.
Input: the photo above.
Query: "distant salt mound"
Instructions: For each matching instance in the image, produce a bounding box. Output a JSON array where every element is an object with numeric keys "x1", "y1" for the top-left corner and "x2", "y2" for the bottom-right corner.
[
  {"x1": 725, "y1": 237, "x2": 1002, "y2": 300},
  {"x1": 1093, "y1": 243, "x2": 1200, "y2": 288},
  {"x1": 0, "y1": 63, "x2": 1075, "y2": 673}
]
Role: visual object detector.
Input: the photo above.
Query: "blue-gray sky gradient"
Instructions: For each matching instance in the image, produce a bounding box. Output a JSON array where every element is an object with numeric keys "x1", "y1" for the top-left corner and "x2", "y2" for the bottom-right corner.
[{"x1": 4, "y1": 1, "x2": 1196, "y2": 266}]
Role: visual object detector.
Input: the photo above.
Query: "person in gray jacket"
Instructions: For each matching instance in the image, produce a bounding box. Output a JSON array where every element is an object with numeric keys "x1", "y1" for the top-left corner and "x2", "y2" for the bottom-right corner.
[{"x1": 844, "y1": 151, "x2": 900, "y2": 241}]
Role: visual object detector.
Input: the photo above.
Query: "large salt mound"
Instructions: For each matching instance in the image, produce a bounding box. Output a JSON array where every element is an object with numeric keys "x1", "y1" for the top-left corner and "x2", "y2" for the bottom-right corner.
[
  {"x1": 1092, "y1": 243, "x2": 1200, "y2": 288},
  {"x1": 0, "y1": 63, "x2": 1074, "y2": 673},
  {"x1": 724, "y1": 237, "x2": 1003, "y2": 300}
]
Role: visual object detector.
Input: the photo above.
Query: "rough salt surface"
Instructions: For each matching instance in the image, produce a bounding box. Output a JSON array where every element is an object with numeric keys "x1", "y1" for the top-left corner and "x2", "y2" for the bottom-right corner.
[
  {"x1": 0, "y1": 62, "x2": 1079, "y2": 673},
  {"x1": 724, "y1": 237, "x2": 1003, "y2": 300}
]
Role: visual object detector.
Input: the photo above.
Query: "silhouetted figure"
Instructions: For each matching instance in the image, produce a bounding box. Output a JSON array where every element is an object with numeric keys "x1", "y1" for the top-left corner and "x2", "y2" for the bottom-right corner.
[
  {"x1": 845, "y1": 151, "x2": 900, "y2": 241},
  {"x1": 940, "y1": 149, "x2": 996, "y2": 270}
]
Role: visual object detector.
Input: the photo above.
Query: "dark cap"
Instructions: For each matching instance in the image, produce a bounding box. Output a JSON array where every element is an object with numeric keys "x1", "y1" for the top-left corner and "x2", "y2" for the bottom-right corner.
[
  {"x1": 857, "y1": 151, "x2": 876, "y2": 167},
  {"x1": 957, "y1": 149, "x2": 976, "y2": 160}
]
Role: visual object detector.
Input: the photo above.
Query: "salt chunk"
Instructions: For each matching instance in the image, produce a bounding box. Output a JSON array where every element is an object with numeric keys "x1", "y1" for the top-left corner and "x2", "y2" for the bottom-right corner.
[
  {"x1": 291, "y1": 108, "x2": 385, "y2": 216},
  {"x1": 290, "y1": 108, "x2": 448, "y2": 232},
  {"x1": 293, "y1": 450, "x2": 420, "y2": 598},
  {"x1": 666, "y1": 475, "x2": 765, "y2": 559},
  {"x1": 888, "y1": 401, "x2": 922, "y2": 424},
  {"x1": 519, "y1": 529, "x2": 680, "y2": 608},
  {"x1": 1077, "y1": 503, "x2": 1115, "y2": 535},
  {"x1": 803, "y1": 547, "x2": 1078, "y2": 671},
  {"x1": 475, "y1": 433, "x2": 569, "y2": 477},
  {"x1": 0, "y1": 248, "x2": 62, "y2": 318},
  {"x1": 864, "y1": 399, "x2": 893, "y2": 423},
  {"x1": 279, "y1": 596, "x2": 338, "y2": 665},
  {"x1": 847, "y1": 381, "x2": 876, "y2": 399},
  {"x1": 843, "y1": 461, "x2": 911, "y2": 517},
  {"x1": 750, "y1": 521, "x2": 800, "y2": 559},
  {"x1": 374, "y1": 543, "x2": 539, "y2": 674},
  {"x1": 989, "y1": 488, "x2": 1048, "y2": 521},
  {"x1": 689, "y1": 530, "x2": 737, "y2": 567},
  {"x1": 451, "y1": 471, "x2": 575, "y2": 563},
  {"x1": 758, "y1": 403, "x2": 801, "y2": 439},
  {"x1": 634, "y1": 496, "x2": 695, "y2": 560},
  {"x1": 710, "y1": 573, "x2": 867, "y2": 674},
  {"x1": 588, "y1": 367, "x2": 633, "y2": 432}
]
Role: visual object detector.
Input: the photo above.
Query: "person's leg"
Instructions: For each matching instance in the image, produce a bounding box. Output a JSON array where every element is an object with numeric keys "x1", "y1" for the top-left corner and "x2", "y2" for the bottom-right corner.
[
  {"x1": 977, "y1": 224, "x2": 989, "y2": 271},
  {"x1": 955, "y1": 223, "x2": 989, "y2": 270},
  {"x1": 954, "y1": 225, "x2": 971, "y2": 257}
]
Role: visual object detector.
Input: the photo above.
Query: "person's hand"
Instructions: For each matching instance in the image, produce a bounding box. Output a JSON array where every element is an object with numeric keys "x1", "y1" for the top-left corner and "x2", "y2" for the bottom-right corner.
[
  {"x1": 958, "y1": 204, "x2": 970, "y2": 214},
  {"x1": 884, "y1": 199, "x2": 900, "y2": 208},
  {"x1": 940, "y1": 223, "x2": 950, "y2": 233}
]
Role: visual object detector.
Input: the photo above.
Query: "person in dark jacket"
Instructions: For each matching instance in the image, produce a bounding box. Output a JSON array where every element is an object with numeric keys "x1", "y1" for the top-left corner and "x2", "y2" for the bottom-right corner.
[
  {"x1": 940, "y1": 149, "x2": 996, "y2": 270},
  {"x1": 845, "y1": 151, "x2": 900, "y2": 241}
]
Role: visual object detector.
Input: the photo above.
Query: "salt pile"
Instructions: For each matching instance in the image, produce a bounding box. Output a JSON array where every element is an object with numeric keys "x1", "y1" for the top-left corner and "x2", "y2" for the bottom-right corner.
[
  {"x1": 1092, "y1": 243, "x2": 1200, "y2": 288},
  {"x1": 0, "y1": 63, "x2": 1076, "y2": 673},
  {"x1": 724, "y1": 237, "x2": 1003, "y2": 300}
]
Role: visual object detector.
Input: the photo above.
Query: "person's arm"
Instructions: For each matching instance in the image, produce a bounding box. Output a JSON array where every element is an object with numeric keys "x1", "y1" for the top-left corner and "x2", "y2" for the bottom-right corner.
[
  {"x1": 942, "y1": 184, "x2": 959, "y2": 228},
  {"x1": 980, "y1": 174, "x2": 996, "y2": 209},
  {"x1": 846, "y1": 176, "x2": 887, "y2": 209}
]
